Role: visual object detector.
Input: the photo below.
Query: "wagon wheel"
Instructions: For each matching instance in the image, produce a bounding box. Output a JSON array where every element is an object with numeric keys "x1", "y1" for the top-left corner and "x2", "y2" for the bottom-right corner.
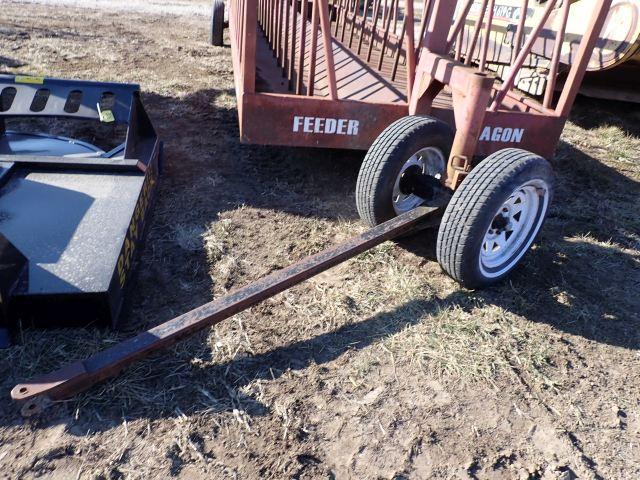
[
  {"x1": 209, "y1": 0, "x2": 225, "y2": 46},
  {"x1": 356, "y1": 115, "x2": 454, "y2": 227},
  {"x1": 436, "y1": 148, "x2": 554, "y2": 288}
]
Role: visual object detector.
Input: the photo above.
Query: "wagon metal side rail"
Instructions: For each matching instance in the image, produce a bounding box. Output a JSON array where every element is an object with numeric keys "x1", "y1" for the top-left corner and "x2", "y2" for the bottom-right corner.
[{"x1": 11, "y1": 205, "x2": 440, "y2": 415}]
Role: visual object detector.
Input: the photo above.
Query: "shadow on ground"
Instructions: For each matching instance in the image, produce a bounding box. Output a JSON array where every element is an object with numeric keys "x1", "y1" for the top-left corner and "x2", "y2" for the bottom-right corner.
[
  {"x1": 0, "y1": 55, "x2": 27, "y2": 69},
  {"x1": 570, "y1": 95, "x2": 640, "y2": 137}
]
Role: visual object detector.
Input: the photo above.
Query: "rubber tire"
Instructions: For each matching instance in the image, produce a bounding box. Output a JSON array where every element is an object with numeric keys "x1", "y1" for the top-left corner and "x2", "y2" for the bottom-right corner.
[
  {"x1": 356, "y1": 115, "x2": 454, "y2": 227},
  {"x1": 210, "y1": 0, "x2": 225, "y2": 46},
  {"x1": 436, "y1": 148, "x2": 554, "y2": 289}
]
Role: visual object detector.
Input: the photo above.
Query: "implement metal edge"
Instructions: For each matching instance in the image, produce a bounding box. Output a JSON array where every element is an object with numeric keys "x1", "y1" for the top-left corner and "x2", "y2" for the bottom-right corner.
[
  {"x1": 11, "y1": 206, "x2": 438, "y2": 408},
  {"x1": 0, "y1": 155, "x2": 142, "y2": 172}
]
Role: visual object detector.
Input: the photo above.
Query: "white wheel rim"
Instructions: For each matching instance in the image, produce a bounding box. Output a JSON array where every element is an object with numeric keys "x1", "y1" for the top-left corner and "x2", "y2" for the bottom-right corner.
[
  {"x1": 392, "y1": 147, "x2": 445, "y2": 214},
  {"x1": 479, "y1": 179, "x2": 550, "y2": 278}
]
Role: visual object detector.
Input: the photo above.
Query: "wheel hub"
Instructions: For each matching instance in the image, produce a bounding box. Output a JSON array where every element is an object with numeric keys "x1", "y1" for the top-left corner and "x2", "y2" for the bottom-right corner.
[
  {"x1": 490, "y1": 212, "x2": 509, "y2": 232},
  {"x1": 392, "y1": 147, "x2": 445, "y2": 214}
]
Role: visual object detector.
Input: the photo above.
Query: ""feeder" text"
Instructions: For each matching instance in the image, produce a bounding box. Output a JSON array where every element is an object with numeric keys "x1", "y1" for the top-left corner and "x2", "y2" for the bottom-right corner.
[{"x1": 293, "y1": 116, "x2": 359, "y2": 136}]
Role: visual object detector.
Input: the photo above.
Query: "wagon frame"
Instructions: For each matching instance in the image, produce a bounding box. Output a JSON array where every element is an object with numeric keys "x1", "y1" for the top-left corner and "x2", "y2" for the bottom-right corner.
[{"x1": 229, "y1": 0, "x2": 612, "y2": 186}]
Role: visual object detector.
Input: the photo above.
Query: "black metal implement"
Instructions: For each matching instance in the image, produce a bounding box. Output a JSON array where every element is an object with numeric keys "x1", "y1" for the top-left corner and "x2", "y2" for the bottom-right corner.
[
  {"x1": 11, "y1": 206, "x2": 438, "y2": 415},
  {"x1": 0, "y1": 75, "x2": 160, "y2": 335}
]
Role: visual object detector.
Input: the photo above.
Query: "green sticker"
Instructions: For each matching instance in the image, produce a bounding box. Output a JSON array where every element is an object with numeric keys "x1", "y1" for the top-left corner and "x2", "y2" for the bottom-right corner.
[
  {"x1": 99, "y1": 109, "x2": 115, "y2": 123},
  {"x1": 15, "y1": 75, "x2": 45, "y2": 84}
]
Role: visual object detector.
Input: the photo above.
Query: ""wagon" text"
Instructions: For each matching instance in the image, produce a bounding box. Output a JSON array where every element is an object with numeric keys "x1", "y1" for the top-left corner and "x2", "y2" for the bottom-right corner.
[
  {"x1": 478, "y1": 126, "x2": 524, "y2": 143},
  {"x1": 293, "y1": 116, "x2": 359, "y2": 136}
]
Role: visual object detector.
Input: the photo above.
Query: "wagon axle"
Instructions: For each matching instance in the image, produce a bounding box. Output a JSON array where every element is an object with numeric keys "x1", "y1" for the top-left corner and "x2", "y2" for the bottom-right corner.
[
  {"x1": 398, "y1": 166, "x2": 451, "y2": 203},
  {"x1": 490, "y1": 214, "x2": 509, "y2": 234}
]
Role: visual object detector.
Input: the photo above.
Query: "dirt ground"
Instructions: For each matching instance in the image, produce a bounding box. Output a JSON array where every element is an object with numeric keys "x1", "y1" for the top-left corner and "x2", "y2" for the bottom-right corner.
[{"x1": 1, "y1": 1, "x2": 639, "y2": 479}]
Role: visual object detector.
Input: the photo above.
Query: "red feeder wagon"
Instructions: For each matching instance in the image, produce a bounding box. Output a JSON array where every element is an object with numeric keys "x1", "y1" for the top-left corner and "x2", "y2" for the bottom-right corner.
[{"x1": 222, "y1": 0, "x2": 616, "y2": 285}]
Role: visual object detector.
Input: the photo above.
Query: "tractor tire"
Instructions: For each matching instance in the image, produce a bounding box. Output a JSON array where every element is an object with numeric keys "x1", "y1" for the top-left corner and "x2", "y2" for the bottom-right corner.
[
  {"x1": 209, "y1": 0, "x2": 225, "y2": 46},
  {"x1": 436, "y1": 148, "x2": 554, "y2": 289},
  {"x1": 356, "y1": 115, "x2": 454, "y2": 227}
]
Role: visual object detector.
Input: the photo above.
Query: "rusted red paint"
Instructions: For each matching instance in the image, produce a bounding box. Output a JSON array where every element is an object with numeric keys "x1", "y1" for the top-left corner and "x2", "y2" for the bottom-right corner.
[
  {"x1": 233, "y1": 0, "x2": 612, "y2": 164},
  {"x1": 240, "y1": 92, "x2": 407, "y2": 149}
]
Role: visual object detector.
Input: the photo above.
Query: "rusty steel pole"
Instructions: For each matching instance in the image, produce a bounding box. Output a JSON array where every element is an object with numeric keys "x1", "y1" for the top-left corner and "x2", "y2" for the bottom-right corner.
[{"x1": 12, "y1": 206, "x2": 440, "y2": 416}]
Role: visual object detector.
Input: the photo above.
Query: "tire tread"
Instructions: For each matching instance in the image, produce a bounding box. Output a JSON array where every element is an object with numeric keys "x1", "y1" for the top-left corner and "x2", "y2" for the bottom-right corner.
[{"x1": 210, "y1": 0, "x2": 225, "y2": 46}]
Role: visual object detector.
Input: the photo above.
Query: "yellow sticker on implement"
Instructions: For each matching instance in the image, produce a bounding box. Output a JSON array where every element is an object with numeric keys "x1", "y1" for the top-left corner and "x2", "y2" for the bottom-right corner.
[
  {"x1": 99, "y1": 109, "x2": 115, "y2": 123},
  {"x1": 15, "y1": 75, "x2": 45, "y2": 85}
]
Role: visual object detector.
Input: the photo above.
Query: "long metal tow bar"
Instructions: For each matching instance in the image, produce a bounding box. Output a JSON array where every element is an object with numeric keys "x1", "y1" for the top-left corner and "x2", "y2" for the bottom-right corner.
[{"x1": 11, "y1": 206, "x2": 440, "y2": 416}]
